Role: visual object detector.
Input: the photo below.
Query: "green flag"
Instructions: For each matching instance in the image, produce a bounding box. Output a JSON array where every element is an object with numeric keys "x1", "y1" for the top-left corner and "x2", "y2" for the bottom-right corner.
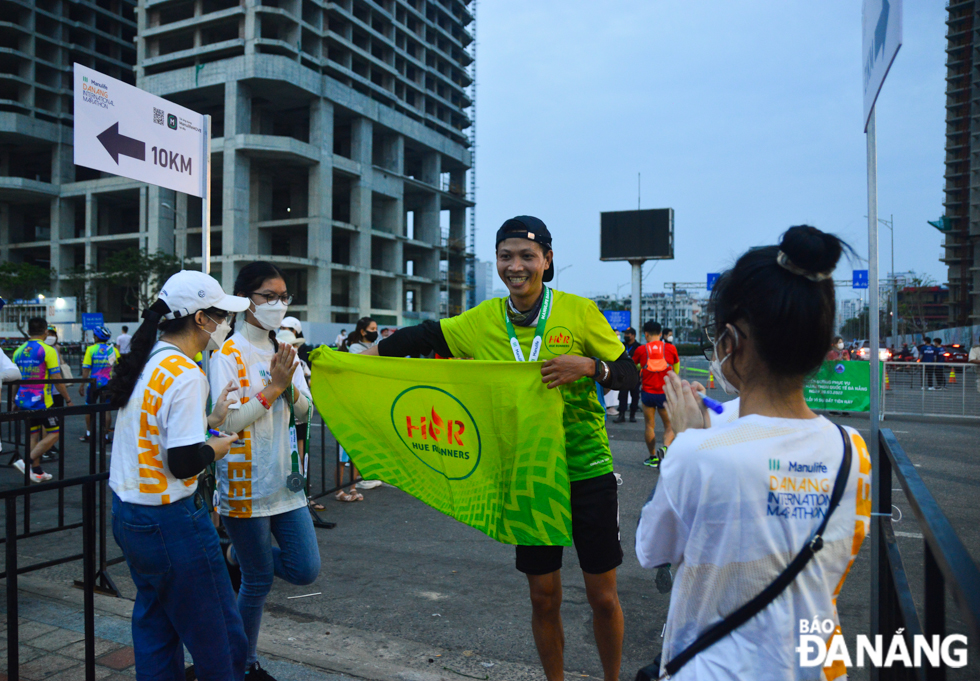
[{"x1": 309, "y1": 348, "x2": 572, "y2": 546}]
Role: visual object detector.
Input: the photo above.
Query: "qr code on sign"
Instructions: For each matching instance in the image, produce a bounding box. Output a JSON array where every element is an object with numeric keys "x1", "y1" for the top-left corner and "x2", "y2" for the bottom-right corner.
[{"x1": 153, "y1": 107, "x2": 164, "y2": 125}]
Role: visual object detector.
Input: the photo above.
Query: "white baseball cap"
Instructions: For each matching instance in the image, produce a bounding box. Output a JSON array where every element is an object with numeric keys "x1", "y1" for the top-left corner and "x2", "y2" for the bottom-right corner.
[
  {"x1": 157, "y1": 271, "x2": 250, "y2": 320},
  {"x1": 281, "y1": 316, "x2": 302, "y2": 334},
  {"x1": 275, "y1": 329, "x2": 304, "y2": 347}
]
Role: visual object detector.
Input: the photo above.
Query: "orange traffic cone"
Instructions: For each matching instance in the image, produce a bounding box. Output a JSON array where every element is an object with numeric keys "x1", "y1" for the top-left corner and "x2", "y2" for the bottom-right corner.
[
  {"x1": 885, "y1": 369, "x2": 891, "y2": 391},
  {"x1": 709, "y1": 373, "x2": 715, "y2": 389},
  {"x1": 949, "y1": 367, "x2": 957, "y2": 384}
]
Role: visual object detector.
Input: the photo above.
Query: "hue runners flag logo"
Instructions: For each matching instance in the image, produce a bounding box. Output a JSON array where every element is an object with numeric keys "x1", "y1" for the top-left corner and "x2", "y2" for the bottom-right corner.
[
  {"x1": 390, "y1": 386, "x2": 482, "y2": 480},
  {"x1": 545, "y1": 326, "x2": 573, "y2": 355}
]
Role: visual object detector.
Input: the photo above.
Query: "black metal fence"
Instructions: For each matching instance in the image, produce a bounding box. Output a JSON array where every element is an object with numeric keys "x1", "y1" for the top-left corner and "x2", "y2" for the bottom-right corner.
[{"x1": 874, "y1": 428, "x2": 980, "y2": 680}]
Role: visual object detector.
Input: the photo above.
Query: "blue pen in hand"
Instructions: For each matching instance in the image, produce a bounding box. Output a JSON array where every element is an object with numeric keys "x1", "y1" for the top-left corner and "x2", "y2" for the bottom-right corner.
[{"x1": 700, "y1": 395, "x2": 725, "y2": 415}]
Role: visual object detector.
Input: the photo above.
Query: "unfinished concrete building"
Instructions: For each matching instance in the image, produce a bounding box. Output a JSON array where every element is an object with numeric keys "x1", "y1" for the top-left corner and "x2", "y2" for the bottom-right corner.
[
  {"x1": 943, "y1": 0, "x2": 979, "y2": 325},
  {"x1": 0, "y1": 0, "x2": 474, "y2": 327}
]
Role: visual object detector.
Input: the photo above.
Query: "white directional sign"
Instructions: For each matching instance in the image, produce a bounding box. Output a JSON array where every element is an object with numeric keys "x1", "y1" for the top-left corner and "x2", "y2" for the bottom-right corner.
[
  {"x1": 73, "y1": 64, "x2": 207, "y2": 197},
  {"x1": 862, "y1": 0, "x2": 902, "y2": 131}
]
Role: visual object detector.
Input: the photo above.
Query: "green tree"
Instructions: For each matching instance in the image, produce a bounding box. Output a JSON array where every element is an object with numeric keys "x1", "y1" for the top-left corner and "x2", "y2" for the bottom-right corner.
[
  {"x1": 99, "y1": 248, "x2": 184, "y2": 312},
  {"x1": 0, "y1": 261, "x2": 54, "y2": 300}
]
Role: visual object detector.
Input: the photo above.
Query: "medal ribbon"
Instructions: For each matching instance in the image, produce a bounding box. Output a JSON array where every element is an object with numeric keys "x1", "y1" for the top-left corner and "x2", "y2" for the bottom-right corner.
[{"x1": 504, "y1": 286, "x2": 553, "y2": 362}]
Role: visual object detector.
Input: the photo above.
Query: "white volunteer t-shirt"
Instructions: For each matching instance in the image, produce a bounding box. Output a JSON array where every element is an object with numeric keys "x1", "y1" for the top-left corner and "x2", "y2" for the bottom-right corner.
[
  {"x1": 709, "y1": 396, "x2": 740, "y2": 427},
  {"x1": 117, "y1": 333, "x2": 132, "y2": 354},
  {"x1": 210, "y1": 327, "x2": 312, "y2": 518},
  {"x1": 637, "y1": 415, "x2": 871, "y2": 681},
  {"x1": 109, "y1": 342, "x2": 209, "y2": 505}
]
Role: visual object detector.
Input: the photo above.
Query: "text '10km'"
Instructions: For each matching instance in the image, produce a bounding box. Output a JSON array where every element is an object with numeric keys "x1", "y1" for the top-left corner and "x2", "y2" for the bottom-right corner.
[{"x1": 151, "y1": 146, "x2": 192, "y2": 175}]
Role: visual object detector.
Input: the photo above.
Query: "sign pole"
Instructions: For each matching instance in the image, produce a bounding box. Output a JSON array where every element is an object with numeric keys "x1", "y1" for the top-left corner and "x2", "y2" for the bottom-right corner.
[
  {"x1": 630, "y1": 260, "x2": 644, "y2": 332},
  {"x1": 867, "y1": 104, "x2": 882, "y2": 677},
  {"x1": 201, "y1": 114, "x2": 212, "y2": 378},
  {"x1": 202, "y1": 114, "x2": 211, "y2": 275}
]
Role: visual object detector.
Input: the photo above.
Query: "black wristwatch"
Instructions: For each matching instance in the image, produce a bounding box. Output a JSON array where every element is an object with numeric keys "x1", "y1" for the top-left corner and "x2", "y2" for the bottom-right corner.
[{"x1": 593, "y1": 357, "x2": 608, "y2": 384}]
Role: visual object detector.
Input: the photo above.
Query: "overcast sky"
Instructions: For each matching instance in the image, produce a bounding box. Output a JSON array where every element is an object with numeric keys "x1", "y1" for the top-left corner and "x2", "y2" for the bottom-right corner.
[{"x1": 472, "y1": 1, "x2": 947, "y2": 301}]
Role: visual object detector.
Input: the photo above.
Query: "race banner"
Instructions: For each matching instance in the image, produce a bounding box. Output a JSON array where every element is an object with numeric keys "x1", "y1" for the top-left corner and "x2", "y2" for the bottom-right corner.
[
  {"x1": 804, "y1": 360, "x2": 883, "y2": 412},
  {"x1": 309, "y1": 349, "x2": 572, "y2": 545}
]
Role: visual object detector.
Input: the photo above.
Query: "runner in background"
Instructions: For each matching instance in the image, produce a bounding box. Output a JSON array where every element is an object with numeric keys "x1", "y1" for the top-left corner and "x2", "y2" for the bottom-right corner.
[
  {"x1": 78, "y1": 325, "x2": 118, "y2": 443},
  {"x1": 366, "y1": 215, "x2": 638, "y2": 681},
  {"x1": 105, "y1": 270, "x2": 248, "y2": 681},
  {"x1": 663, "y1": 328, "x2": 675, "y2": 345},
  {"x1": 632, "y1": 321, "x2": 679, "y2": 467},
  {"x1": 13, "y1": 317, "x2": 74, "y2": 482}
]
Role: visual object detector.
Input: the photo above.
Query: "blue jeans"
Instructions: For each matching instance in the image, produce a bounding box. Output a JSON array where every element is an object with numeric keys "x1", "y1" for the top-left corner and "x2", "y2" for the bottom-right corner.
[
  {"x1": 223, "y1": 506, "x2": 320, "y2": 665},
  {"x1": 111, "y1": 492, "x2": 246, "y2": 681}
]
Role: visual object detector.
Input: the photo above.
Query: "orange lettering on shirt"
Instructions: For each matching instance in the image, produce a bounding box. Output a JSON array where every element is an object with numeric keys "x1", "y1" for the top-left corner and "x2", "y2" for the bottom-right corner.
[
  {"x1": 139, "y1": 467, "x2": 168, "y2": 494},
  {"x1": 227, "y1": 461, "x2": 250, "y2": 479},
  {"x1": 227, "y1": 499, "x2": 252, "y2": 517},
  {"x1": 137, "y1": 438, "x2": 162, "y2": 469},
  {"x1": 228, "y1": 480, "x2": 252, "y2": 498},
  {"x1": 853, "y1": 434, "x2": 872, "y2": 475},
  {"x1": 147, "y1": 367, "x2": 174, "y2": 395},
  {"x1": 139, "y1": 411, "x2": 159, "y2": 439},
  {"x1": 856, "y1": 479, "x2": 871, "y2": 519},
  {"x1": 141, "y1": 390, "x2": 162, "y2": 417},
  {"x1": 159, "y1": 354, "x2": 196, "y2": 376}
]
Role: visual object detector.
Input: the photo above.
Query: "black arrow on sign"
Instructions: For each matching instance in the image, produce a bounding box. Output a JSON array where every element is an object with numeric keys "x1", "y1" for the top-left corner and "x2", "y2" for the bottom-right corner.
[{"x1": 97, "y1": 122, "x2": 145, "y2": 164}]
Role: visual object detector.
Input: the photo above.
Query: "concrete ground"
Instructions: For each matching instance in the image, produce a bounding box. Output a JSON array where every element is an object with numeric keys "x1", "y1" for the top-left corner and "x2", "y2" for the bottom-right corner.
[{"x1": 1, "y1": 401, "x2": 978, "y2": 680}]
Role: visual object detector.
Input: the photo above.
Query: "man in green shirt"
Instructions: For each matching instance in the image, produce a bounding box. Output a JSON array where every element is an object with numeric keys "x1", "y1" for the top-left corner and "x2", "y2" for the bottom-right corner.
[{"x1": 367, "y1": 216, "x2": 638, "y2": 681}]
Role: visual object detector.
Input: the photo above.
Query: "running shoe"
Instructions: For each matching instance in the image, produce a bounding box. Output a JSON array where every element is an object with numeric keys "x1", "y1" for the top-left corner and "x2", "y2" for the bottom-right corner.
[
  {"x1": 643, "y1": 455, "x2": 660, "y2": 468},
  {"x1": 13, "y1": 458, "x2": 26, "y2": 474},
  {"x1": 658, "y1": 445, "x2": 668, "y2": 461},
  {"x1": 355, "y1": 480, "x2": 382, "y2": 490},
  {"x1": 30, "y1": 469, "x2": 53, "y2": 483},
  {"x1": 245, "y1": 662, "x2": 277, "y2": 681}
]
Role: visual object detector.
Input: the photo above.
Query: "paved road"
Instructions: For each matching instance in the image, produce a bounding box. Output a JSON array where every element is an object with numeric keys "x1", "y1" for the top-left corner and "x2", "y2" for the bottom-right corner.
[{"x1": 2, "y1": 404, "x2": 978, "y2": 679}]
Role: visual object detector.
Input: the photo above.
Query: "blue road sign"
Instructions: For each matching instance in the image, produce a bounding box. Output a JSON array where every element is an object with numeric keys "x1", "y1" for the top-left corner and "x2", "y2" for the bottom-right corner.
[
  {"x1": 707, "y1": 273, "x2": 720, "y2": 291},
  {"x1": 853, "y1": 270, "x2": 869, "y2": 290},
  {"x1": 602, "y1": 310, "x2": 631, "y2": 332},
  {"x1": 81, "y1": 313, "x2": 104, "y2": 331}
]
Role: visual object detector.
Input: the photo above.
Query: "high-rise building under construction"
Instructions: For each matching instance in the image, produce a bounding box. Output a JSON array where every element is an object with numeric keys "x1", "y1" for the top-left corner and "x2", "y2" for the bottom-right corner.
[
  {"x1": 943, "y1": 1, "x2": 979, "y2": 325},
  {"x1": 0, "y1": 0, "x2": 474, "y2": 327}
]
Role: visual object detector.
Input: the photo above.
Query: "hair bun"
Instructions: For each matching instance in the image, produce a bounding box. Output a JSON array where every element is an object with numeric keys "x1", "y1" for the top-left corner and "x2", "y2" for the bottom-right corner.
[{"x1": 779, "y1": 225, "x2": 842, "y2": 276}]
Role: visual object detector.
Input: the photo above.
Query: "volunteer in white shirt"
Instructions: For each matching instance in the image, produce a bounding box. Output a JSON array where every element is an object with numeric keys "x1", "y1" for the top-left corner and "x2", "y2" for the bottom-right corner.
[
  {"x1": 209, "y1": 261, "x2": 319, "y2": 681},
  {"x1": 637, "y1": 226, "x2": 872, "y2": 681},
  {"x1": 105, "y1": 270, "x2": 250, "y2": 681}
]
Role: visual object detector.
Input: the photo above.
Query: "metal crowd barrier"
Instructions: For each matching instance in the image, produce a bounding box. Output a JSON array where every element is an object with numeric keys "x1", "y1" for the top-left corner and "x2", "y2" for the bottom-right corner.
[
  {"x1": 3, "y1": 471, "x2": 106, "y2": 681},
  {"x1": 303, "y1": 410, "x2": 363, "y2": 529},
  {"x1": 882, "y1": 361, "x2": 980, "y2": 419},
  {"x1": 678, "y1": 358, "x2": 980, "y2": 420},
  {"x1": 0, "y1": 394, "x2": 120, "y2": 596},
  {"x1": 874, "y1": 429, "x2": 980, "y2": 681}
]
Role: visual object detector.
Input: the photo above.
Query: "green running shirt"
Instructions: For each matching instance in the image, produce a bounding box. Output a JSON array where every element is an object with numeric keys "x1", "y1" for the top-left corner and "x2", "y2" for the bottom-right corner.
[{"x1": 440, "y1": 289, "x2": 623, "y2": 481}]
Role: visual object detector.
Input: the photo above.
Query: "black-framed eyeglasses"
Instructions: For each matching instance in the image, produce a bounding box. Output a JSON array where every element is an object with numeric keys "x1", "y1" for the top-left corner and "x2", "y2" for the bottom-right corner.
[
  {"x1": 250, "y1": 292, "x2": 293, "y2": 306},
  {"x1": 701, "y1": 323, "x2": 746, "y2": 361}
]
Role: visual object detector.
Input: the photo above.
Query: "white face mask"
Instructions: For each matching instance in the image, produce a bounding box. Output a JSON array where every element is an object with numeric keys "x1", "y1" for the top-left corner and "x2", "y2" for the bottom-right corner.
[
  {"x1": 205, "y1": 316, "x2": 232, "y2": 352},
  {"x1": 251, "y1": 300, "x2": 288, "y2": 330},
  {"x1": 837, "y1": 342, "x2": 844, "y2": 350},
  {"x1": 709, "y1": 328, "x2": 740, "y2": 396},
  {"x1": 45, "y1": 336, "x2": 57, "y2": 345},
  {"x1": 665, "y1": 335, "x2": 673, "y2": 343}
]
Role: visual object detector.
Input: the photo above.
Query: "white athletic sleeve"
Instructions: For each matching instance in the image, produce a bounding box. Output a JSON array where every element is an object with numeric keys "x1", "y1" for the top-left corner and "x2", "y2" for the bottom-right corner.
[{"x1": 635, "y1": 432, "x2": 703, "y2": 568}]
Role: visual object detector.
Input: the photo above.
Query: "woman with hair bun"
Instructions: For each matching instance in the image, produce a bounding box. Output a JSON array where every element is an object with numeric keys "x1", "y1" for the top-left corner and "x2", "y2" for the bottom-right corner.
[
  {"x1": 636, "y1": 226, "x2": 872, "y2": 680},
  {"x1": 106, "y1": 270, "x2": 249, "y2": 681}
]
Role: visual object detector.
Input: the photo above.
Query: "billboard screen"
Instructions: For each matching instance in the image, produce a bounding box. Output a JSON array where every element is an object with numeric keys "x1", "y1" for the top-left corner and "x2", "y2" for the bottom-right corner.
[{"x1": 599, "y1": 208, "x2": 673, "y2": 261}]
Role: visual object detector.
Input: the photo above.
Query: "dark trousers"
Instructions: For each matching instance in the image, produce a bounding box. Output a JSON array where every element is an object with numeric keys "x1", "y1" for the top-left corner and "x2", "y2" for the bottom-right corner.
[
  {"x1": 927, "y1": 364, "x2": 945, "y2": 387},
  {"x1": 618, "y1": 384, "x2": 639, "y2": 417}
]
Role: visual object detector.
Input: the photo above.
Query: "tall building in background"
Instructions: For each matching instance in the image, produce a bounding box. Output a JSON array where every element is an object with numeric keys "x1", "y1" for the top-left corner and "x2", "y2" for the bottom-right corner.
[
  {"x1": 943, "y1": 1, "x2": 979, "y2": 326},
  {"x1": 0, "y1": 0, "x2": 138, "y2": 299},
  {"x1": 473, "y1": 257, "x2": 493, "y2": 304},
  {"x1": 1, "y1": 0, "x2": 474, "y2": 327}
]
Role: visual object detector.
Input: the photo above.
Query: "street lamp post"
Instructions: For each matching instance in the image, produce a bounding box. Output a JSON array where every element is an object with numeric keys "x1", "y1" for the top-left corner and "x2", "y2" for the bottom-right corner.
[
  {"x1": 556, "y1": 264, "x2": 573, "y2": 290},
  {"x1": 865, "y1": 213, "x2": 898, "y2": 346}
]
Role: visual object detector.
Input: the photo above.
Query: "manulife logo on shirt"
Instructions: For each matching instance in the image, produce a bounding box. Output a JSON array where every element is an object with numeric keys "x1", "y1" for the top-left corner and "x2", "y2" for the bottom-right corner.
[{"x1": 390, "y1": 386, "x2": 482, "y2": 480}]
